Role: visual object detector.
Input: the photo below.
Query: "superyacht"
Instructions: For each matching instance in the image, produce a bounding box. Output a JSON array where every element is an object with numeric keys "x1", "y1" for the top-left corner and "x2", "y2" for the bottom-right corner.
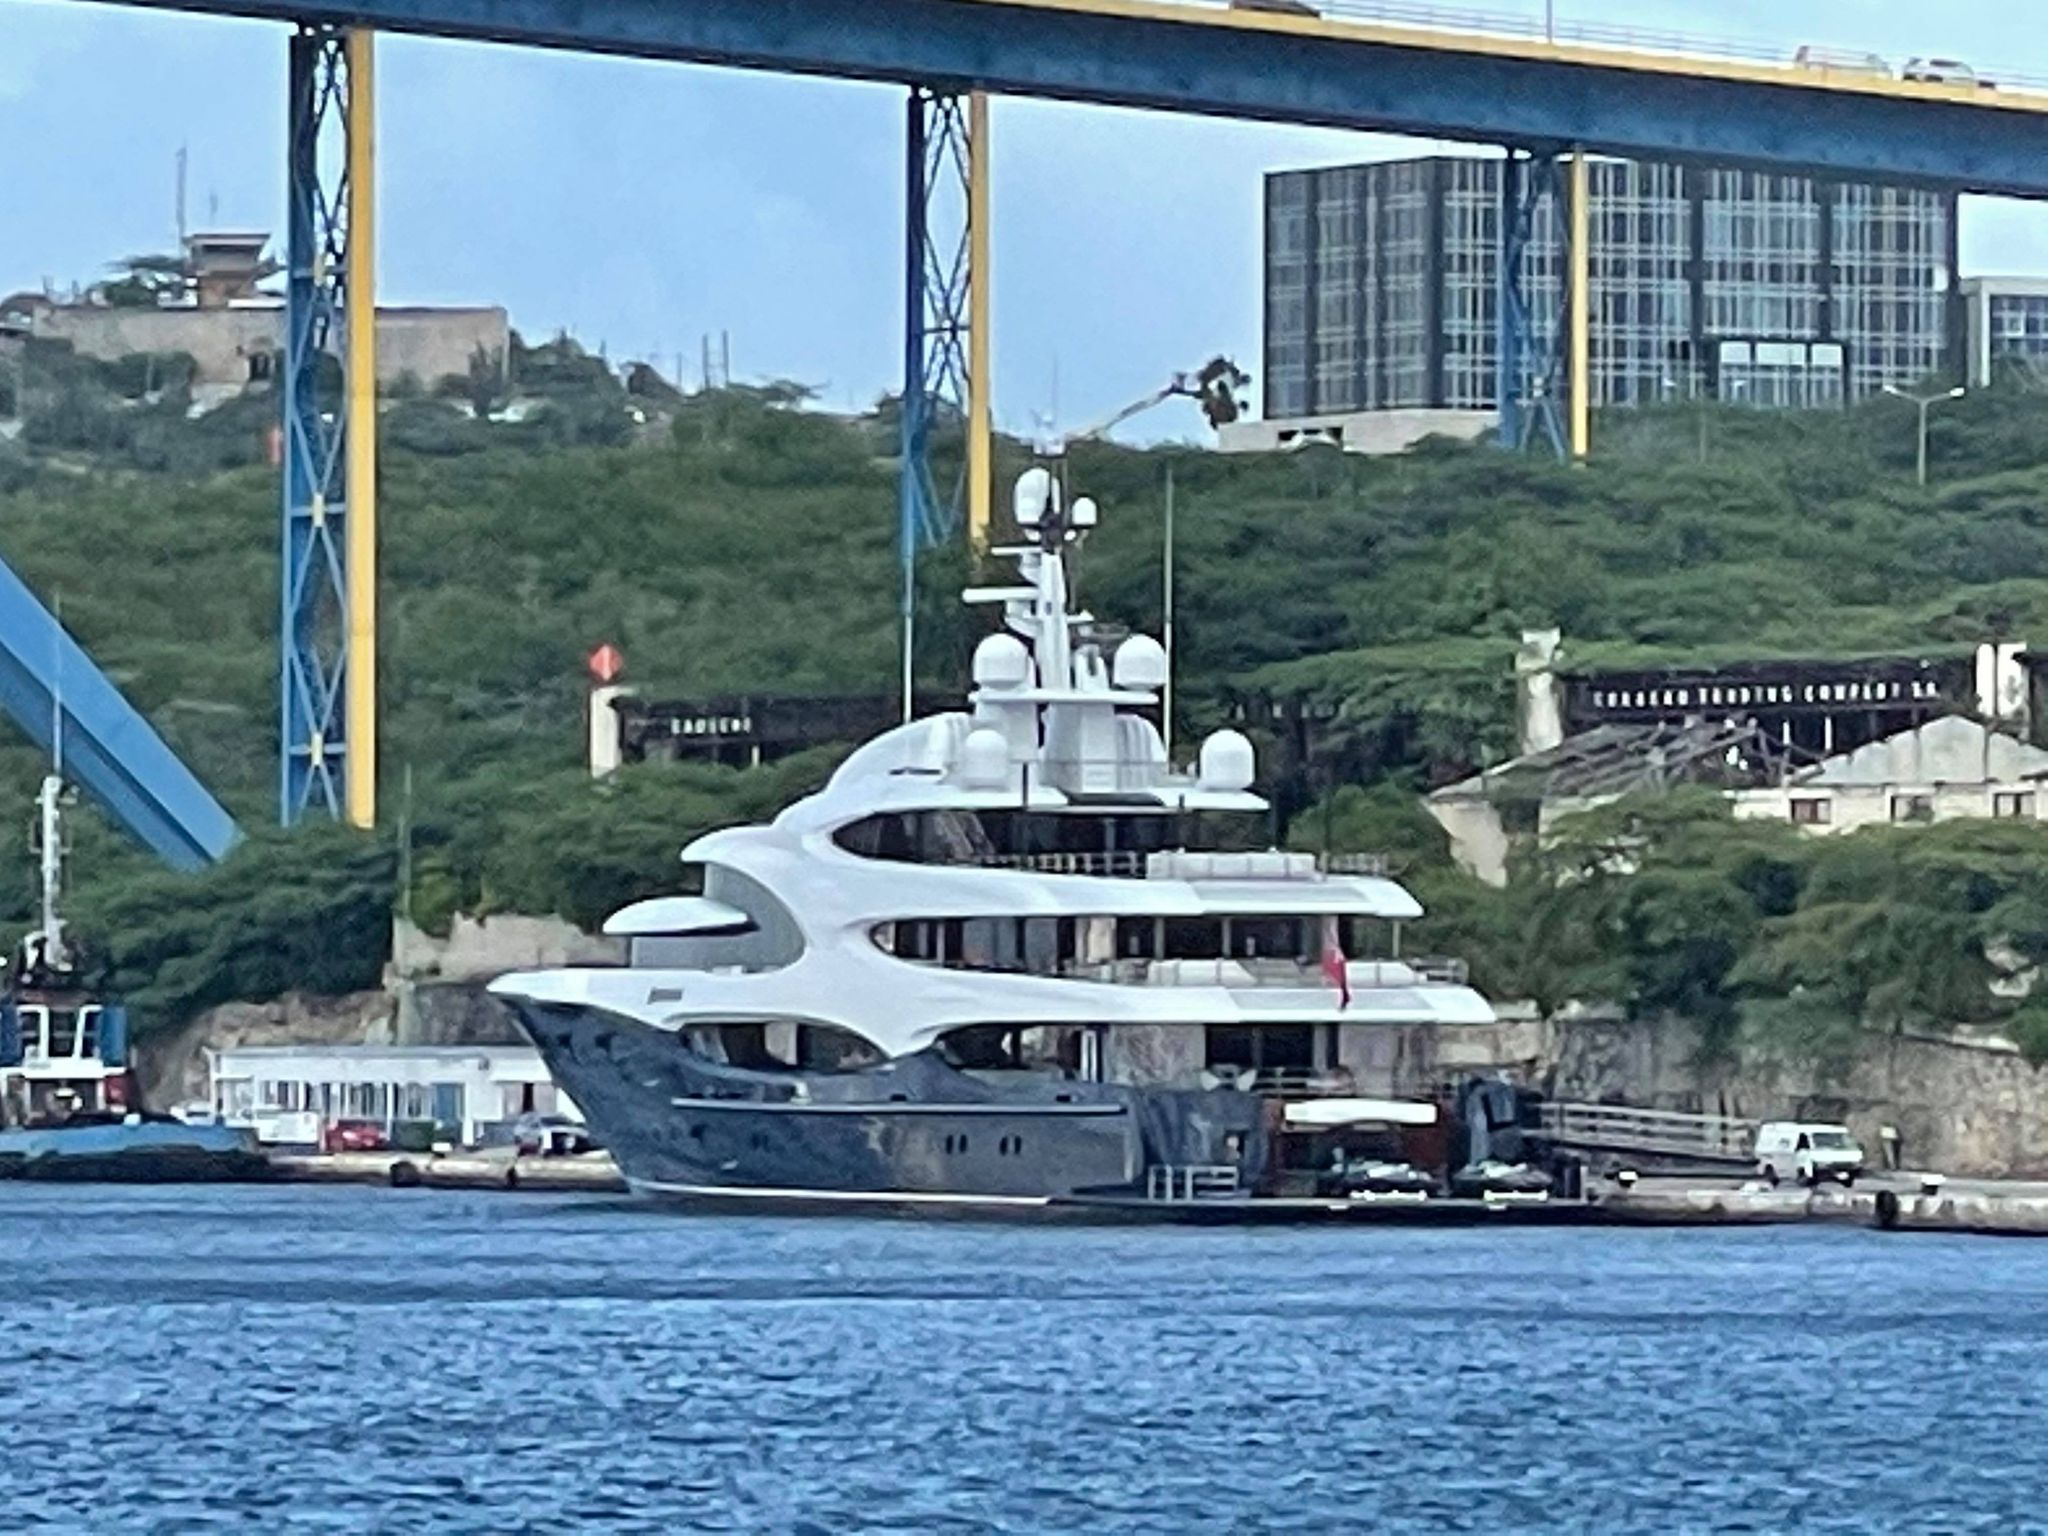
[{"x1": 491, "y1": 468, "x2": 1494, "y2": 1211}]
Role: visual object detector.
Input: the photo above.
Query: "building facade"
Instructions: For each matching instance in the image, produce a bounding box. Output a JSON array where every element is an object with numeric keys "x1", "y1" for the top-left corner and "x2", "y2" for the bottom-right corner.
[
  {"x1": 1963, "y1": 276, "x2": 2048, "y2": 387},
  {"x1": 1263, "y1": 155, "x2": 1960, "y2": 424}
]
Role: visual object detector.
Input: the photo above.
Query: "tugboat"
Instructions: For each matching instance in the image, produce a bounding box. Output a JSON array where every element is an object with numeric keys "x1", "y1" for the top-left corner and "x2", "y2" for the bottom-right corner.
[{"x1": 0, "y1": 774, "x2": 265, "y2": 1181}]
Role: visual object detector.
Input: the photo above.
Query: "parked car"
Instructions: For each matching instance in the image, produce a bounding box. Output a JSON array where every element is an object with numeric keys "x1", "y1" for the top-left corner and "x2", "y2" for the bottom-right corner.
[
  {"x1": 1755, "y1": 1121, "x2": 1863, "y2": 1187},
  {"x1": 323, "y1": 1119, "x2": 387, "y2": 1153},
  {"x1": 1904, "y1": 57, "x2": 1993, "y2": 89},
  {"x1": 514, "y1": 1113, "x2": 598, "y2": 1157}
]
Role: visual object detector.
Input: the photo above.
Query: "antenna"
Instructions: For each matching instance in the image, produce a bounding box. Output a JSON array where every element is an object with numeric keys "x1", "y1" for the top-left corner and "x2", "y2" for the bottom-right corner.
[
  {"x1": 1163, "y1": 465, "x2": 1176, "y2": 763},
  {"x1": 50, "y1": 589, "x2": 61, "y2": 781},
  {"x1": 175, "y1": 145, "x2": 189, "y2": 247}
]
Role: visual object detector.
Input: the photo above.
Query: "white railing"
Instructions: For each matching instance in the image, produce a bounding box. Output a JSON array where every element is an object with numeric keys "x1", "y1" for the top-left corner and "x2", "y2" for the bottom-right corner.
[
  {"x1": 970, "y1": 848, "x2": 1389, "y2": 880},
  {"x1": 1146, "y1": 1163, "x2": 1243, "y2": 1200},
  {"x1": 1244, "y1": 1066, "x2": 1358, "y2": 1099},
  {"x1": 1534, "y1": 1101, "x2": 1755, "y2": 1160},
  {"x1": 1156, "y1": 1, "x2": 2048, "y2": 99}
]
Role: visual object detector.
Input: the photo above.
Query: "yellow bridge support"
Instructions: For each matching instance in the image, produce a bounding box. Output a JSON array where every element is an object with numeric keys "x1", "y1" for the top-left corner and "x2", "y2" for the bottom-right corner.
[
  {"x1": 966, "y1": 91, "x2": 993, "y2": 550},
  {"x1": 344, "y1": 29, "x2": 378, "y2": 828}
]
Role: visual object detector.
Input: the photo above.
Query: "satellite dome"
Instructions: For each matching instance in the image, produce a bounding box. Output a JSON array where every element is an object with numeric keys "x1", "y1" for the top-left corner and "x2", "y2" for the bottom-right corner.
[
  {"x1": 1113, "y1": 634, "x2": 1168, "y2": 690},
  {"x1": 971, "y1": 633, "x2": 1032, "y2": 690},
  {"x1": 1012, "y1": 467, "x2": 1058, "y2": 529},
  {"x1": 1196, "y1": 729, "x2": 1256, "y2": 792},
  {"x1": 958, "y1": 727, "x2": 1010, "y2": 790}
]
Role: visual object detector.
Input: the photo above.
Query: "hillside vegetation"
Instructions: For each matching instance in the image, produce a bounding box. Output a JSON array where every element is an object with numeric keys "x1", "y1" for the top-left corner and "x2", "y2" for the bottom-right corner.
[{"x1": 8, "y1": 338, "x2": 2048, "y2": 1051}]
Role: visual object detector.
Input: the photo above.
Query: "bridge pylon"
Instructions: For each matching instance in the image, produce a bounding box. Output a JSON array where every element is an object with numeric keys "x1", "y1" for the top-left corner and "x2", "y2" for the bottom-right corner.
[
  {"x1": 1499, "y1": 149, "x2": 1572, "y2": 462},
  {"x1": 898, "y1": 85, "x2": 991, "y2": 719},
  {"x1": 281, "y1": 25, "x2": 378, "y2": 828}
]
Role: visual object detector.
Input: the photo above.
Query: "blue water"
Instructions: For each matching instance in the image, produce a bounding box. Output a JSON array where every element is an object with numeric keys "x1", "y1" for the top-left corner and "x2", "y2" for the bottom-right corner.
[{"x1": 2, "y1": 1186, "x2": 2045, "y2": 1533}]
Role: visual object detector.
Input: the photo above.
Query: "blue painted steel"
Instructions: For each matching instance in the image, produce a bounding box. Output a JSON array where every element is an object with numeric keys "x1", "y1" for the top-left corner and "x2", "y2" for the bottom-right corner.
[
  {"x1": 899, "y1": 87, "x2": 972, "y2": 697},
  {"x1": 903, "y1": 86, "x2": 971, "y2": 553},
  {"x1": 107, "y1": 0, "x2": 2048, "y2": 199},
  {"x1": 0, "y1": 1005, "x2": 18, "y2": 1069},
  {"x1": 1496, "y1": 150, "x2": 1567, "y2": 457},
  {"x1": 99, "y1": 1005, "x2": 129, "y2": 1069},
  {"x1": 281, "y1": 27, "x2": 355, "y2": 824},
  {"x1": 0, "y1": 560, "x2": 237, "y2": 872}
]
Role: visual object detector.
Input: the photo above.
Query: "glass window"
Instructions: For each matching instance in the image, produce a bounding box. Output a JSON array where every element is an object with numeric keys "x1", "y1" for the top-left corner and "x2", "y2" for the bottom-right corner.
[
  {"x1": 1789, "y1": 798, "x2": 1832, "y2": 825},
  {"x1": 1995, "y1": 791, "x2": 2035, "y2": 820},
  {"x1": 1891, "y1": 794, "x2": 1935, "y2": 824}
]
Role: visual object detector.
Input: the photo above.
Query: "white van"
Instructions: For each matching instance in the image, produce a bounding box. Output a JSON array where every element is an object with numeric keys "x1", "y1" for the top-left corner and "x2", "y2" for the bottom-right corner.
[{"x1": 1755, "y1": 1122, "x2": 1864, "y2": 1187}]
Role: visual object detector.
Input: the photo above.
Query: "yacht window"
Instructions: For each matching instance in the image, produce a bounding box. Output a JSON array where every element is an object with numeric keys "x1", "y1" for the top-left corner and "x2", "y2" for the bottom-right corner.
[
  {"x1": 797, "y1": 1026, "x2": 883, "y2": 1072},
  {"x1": 16, "y1": 1005, "x2": 46, "y2": 1059},
  {"x1": 1162, "y1": 918, "x2": 1224, "y2": 961},
  {"x1": 961, "y1": 918, "x2": 1023, "y2": 973},
  {"x1": 1229, "y1": 917, "x2": 1313, "y2": 962},
  {"x1": 1116, "y1": 917, "x2": 1159, "y2": 960},
  {"x1": 941, "y1": 1023, "x2": 1077, "y2": 1073},
  {"x1": 46, "y1": 1008, "x2": 79, "y2": 1058},
  {"x1": 1341, "y1": 917, "x2": 1395, "y2": 959}
]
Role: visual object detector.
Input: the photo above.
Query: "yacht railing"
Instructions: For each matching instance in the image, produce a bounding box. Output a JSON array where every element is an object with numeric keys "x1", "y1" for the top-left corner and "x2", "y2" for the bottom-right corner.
[
  {"x1": 1407, "y1": 956, "x2": 1472, "y2": 985},
  {"x1": 969, "y1": 849, "x2": 1390, "y2": 879},
  {"x1": 1243, "y1": 1066, "x2": 1358, "y2": 1099},
  {"x1": 1145, "y1": 1164, "x2": 1243, "y2": 1201}
]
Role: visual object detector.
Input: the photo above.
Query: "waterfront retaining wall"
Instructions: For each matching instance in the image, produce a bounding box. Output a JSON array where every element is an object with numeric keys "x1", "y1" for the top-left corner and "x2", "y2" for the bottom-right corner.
[{"x1": 1383, "y1": 1012, "x2": 2048, "y2": 1178}]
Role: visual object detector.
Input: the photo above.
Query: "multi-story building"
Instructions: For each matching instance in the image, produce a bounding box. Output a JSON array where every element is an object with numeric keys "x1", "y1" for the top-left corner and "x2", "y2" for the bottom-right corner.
[
  {"x1": 1962, "y1": 276, "x2": 2048, "y2": 386},
  {"x1": 1255, "y1": 154, "x2": 1960, "y2": 441}
]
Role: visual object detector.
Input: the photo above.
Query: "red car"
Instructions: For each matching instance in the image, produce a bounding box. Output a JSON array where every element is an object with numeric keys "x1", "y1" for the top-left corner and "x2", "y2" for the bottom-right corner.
[{"x1": 323, "y1": 1119, "x2": 387, "y2": 1153}]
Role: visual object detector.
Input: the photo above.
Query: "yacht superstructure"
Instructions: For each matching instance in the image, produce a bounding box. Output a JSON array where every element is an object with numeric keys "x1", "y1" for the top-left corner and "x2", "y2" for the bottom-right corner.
[{"x1": 490, "y1": 468, "x2": 1493, "y2": 1210}]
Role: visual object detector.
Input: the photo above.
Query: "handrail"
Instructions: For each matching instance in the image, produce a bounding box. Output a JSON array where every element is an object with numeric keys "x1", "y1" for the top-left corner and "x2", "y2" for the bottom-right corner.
[
  {"x1": 1174, "y1": 0, "x2": 2048, "y2": 99},
  {"x1": 1146, "y1": 1163, "x2": 1242, "y2": 1200},
  {"x1": 1534, "y1": 1101, "x2": 1755, "y2": 1158},
  {"x1": 964, "y1": 848, "x2": 1389, "y2": 879}
]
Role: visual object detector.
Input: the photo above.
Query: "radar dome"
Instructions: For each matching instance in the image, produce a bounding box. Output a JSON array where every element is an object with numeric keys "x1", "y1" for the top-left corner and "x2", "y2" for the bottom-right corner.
[
  {"x1": 1112, "y1": 634, "x2": 1168, "y2": 690},
  {"x1": 958, "y1": 727, "x2": 1010, "y2": 790},
  {"x1": 1196, "y1": 729, "x2": 1256, "y2": 792},
  {"x1": 1070, "y1": 496, "x2": 1099, "y2": 529},
  {"x1": 972, "y1": 633, "x2": 1031, "y2": 690},
  {"x1": 1012, "y1": 467, "x2": 1058, "y2": 528}
]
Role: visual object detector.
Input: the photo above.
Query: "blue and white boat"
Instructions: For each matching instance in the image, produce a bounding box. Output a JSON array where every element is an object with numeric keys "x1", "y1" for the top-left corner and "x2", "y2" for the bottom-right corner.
[{"x1": 0, "y1": 775, "x2": 265, "y2": 1181}]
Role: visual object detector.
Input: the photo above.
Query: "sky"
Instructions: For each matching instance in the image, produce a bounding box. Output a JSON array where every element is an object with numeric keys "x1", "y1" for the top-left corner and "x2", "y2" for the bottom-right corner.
[{"x1": 5, "y1": 1, "x2": 2048, "y2": 442}]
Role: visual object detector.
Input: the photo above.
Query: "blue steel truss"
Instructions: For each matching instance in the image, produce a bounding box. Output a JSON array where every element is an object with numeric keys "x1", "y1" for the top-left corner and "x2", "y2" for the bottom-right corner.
[
  {"x1": 1496, "y1": 150, "x2": 1569, "y2": 458},
  {"x1": 280, "y1": 26, "x2": 355, "y2": 823},
  {"x1": 900, "y1": 86, "x2": 972, "y2": 556},
  {"x1": 0, "y1": 561, "x2": 237, "y2": 871}
]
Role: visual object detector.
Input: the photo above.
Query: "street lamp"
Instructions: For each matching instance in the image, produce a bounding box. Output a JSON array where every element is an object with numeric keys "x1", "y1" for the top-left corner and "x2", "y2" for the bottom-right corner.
[{"x1": 1883, "y1": 383, "x2": 1966, "y2": 488}]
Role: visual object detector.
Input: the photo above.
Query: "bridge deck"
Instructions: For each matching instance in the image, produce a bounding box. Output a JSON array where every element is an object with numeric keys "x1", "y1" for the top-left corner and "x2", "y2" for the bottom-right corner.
[{"x1": 100, "y1": 0, "x2": 2048, "y2": 198}]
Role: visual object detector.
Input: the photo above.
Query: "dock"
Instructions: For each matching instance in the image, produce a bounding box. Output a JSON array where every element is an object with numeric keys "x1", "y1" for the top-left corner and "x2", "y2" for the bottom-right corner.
[{"x1": 271, "y1": 1149, "x2": 628, "y2": 1193}]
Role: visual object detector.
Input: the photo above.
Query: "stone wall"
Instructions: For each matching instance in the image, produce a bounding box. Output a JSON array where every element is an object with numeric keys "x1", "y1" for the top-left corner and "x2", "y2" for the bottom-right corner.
[
  {"x1": 1388, "y1": 1011, "x2": 2048, "y2": 1178},
  {"x1": 28, "y1": 304, "x2": 508, "y2": 390}
]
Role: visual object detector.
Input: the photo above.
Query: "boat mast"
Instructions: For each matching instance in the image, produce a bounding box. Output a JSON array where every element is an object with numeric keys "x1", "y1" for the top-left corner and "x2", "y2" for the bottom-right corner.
[{"x1": 36, "y1": 592, "x2": 67, "y2": 971}]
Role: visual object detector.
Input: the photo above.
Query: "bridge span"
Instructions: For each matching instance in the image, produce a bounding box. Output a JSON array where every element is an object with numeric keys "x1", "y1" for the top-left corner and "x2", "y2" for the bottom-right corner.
[{"x1": 25, "y1": 0, "x2": 2048, "y2": 842}]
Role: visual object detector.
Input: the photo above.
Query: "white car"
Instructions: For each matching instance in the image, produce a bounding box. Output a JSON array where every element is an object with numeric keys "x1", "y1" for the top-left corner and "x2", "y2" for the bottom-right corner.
[{"x1": 1755, "y1": 1121, "x2": 1864, "y2": 1187}]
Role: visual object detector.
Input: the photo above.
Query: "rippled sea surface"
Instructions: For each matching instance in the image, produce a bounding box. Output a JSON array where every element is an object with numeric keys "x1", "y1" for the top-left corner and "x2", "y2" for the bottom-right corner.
[{"x1": 4, "y1": 1185, "x2": 2047, "y2": 1533}]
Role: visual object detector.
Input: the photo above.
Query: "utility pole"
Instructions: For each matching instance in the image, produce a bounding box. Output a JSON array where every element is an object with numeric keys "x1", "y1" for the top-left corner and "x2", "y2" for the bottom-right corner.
[{"x1": 1884, "y1": 383, "x2": 1966, "y2": 488}]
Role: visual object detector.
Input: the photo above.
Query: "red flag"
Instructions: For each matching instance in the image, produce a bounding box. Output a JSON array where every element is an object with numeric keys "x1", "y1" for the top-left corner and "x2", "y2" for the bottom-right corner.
[{"x1": 1320, "y1": 916, "x2": 1351, "y2": 1011}]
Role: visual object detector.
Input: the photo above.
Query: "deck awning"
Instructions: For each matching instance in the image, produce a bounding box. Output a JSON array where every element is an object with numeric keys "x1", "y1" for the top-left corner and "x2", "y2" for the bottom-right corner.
[
  {"x1": 602, "y1": 896, "x2": 754, "y2": 937},
  {"x1": 1284, "y1": 1098, "x2": 1439, "y2": 1130}
]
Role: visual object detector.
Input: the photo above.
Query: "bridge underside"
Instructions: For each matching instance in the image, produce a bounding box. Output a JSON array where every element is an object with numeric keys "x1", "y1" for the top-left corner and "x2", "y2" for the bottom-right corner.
[
  {"x1": 0, "y1": 561, "x2": 238, "y2": 872},
  {"x1": 118, "y1": 0, "x2": 2048, "y2": 196}
]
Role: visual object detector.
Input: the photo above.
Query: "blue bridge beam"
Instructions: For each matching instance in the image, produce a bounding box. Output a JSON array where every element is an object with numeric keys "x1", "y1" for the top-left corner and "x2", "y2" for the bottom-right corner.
[
  {"x1": 103, "y1": 0, "x2": 2048, "y2": 199},
  {"x1": 0, "y1": 561, "x2": 238, "y2": 872}
]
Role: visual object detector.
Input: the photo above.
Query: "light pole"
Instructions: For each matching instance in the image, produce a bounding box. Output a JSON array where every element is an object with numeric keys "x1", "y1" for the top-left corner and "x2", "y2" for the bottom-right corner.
[{"x1": 1884, "y1": 383, "x2": 1966, "y2": 488}]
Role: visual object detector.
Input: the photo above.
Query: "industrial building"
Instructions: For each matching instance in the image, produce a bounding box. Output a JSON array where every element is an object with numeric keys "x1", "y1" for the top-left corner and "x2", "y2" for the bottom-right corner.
[{"x1": 1250, "y1": 153, "x2": 1961, "y2": 449}]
